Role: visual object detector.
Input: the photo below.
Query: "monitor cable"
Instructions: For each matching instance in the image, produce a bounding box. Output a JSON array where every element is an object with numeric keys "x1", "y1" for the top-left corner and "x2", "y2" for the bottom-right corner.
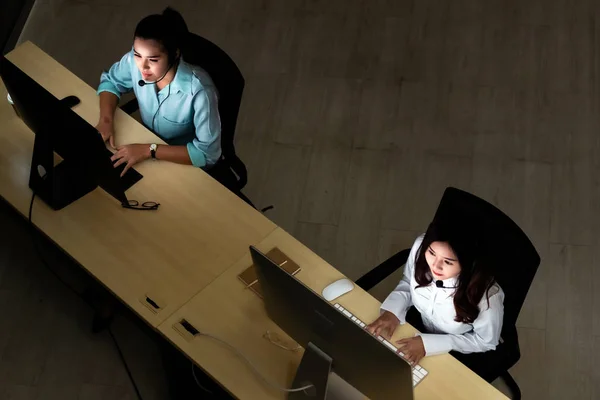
[
  {"x1": 27, "y1": 193, "x2": 144, "y2": 400},
  {"x1": 28, "y1": 193, "x2": 313, "y2": 397},
  {"x1": 192, "y1": 330, "x2": 314, "y2": 394}
]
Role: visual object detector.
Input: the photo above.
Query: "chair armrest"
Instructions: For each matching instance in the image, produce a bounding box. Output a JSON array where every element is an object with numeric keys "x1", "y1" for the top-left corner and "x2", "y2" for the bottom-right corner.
[
  {"x1": 499, "y1": 324, "x2": 521, "y2": 369},
  {"x1": 500, "y1": 371, "x2": 522, "y2": 400},
  {"x1": 355, "y1": 248, "x2": 411, "y2": 291},
  {"x1": 120, "y1": 98, "x2": 139, "y2": 115}
]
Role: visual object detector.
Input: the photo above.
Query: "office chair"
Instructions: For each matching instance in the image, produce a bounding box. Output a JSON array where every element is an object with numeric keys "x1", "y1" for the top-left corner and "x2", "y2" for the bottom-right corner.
[
  {"x1": 355, "y1": 187, "x2": 540, "y2": 400},
  {"x1": 120, "y1": 28, "x2": 255, "y2": 208}
]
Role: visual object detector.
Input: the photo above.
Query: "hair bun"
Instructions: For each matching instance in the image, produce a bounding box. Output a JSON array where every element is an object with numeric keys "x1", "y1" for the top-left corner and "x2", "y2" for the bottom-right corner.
[{"x1": 162, "y1": 7, "x2": 189, "y2": 42}]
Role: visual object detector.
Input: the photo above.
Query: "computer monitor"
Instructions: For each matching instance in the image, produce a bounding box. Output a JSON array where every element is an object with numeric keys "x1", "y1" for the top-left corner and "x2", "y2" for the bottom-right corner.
[
  {"x1": 249, "y1": 246, "x2": 414, "y2": 400},
  {"x1": 0, "y1": 56, "x2": 142, "y2": 210}
]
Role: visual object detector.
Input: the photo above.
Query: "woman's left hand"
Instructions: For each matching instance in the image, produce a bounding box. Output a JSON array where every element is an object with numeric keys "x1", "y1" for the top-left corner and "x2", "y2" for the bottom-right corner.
[
  {"x1": 396, "y1": 336, "x2": 426, "y2": 365},
  {"x1": 111, "y1": 144, "x2": 150, "y2": 176}
]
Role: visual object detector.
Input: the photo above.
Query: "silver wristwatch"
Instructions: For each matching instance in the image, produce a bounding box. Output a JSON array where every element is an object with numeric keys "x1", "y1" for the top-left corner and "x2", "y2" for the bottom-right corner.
[{"x1": 150, "y1": 143, "x2": 157, "y2": 160}]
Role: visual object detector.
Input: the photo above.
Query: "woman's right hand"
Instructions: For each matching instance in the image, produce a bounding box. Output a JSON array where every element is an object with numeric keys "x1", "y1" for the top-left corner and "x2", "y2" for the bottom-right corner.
[
  {"x1": 96, "y1": 118, "x2": 115, "y2": 149},
  {"x1": 366, "y1": 311, "x2": 400, "y2": 339}
]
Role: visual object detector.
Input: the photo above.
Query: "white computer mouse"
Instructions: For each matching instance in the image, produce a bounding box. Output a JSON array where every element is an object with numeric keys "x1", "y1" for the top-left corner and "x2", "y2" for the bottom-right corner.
[{"x1": 322, "y1": 278, "x2": 355, "y2": 301}]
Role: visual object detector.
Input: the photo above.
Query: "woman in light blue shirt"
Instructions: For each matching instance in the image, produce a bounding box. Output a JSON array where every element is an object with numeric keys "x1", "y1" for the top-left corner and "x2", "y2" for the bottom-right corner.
[{"x1": 95, "y1": 8, "x2": 221, "y2": 175}]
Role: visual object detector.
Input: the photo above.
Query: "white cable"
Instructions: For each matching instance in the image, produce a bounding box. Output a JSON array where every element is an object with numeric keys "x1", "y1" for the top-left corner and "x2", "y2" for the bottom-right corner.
[
  {"x1": 196, "y1": 331, "x2": 314, "y2": 393},
  {"x1": 263, "y1": 330, "x2": 301, "y2": 352},
  {"x1": 191, "y1": 361, "x2": 213, "y2": 394}
]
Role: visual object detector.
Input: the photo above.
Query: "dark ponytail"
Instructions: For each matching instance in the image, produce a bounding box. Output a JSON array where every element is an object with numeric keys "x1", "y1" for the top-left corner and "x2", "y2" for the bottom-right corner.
[{"x1": 133, "y1": 7, "x2": 190, "y2": 64}]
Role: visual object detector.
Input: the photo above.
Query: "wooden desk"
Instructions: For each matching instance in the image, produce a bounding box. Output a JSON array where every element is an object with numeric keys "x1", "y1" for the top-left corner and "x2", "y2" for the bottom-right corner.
[
  {"x1": 158, "y1": 227, "x2": 508, "y2": 400},
  {"x1": 1, "y1": 42, "x2": 507, "y2": 399},
  {"x1": 0, "y1": 42, "x2": 277, "y2": 326}
]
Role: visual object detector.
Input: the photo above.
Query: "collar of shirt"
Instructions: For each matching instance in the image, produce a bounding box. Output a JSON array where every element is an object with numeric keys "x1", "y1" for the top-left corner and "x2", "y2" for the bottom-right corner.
[{"x1": 169, "y1": 56, "x2": 194, "y2": 95}]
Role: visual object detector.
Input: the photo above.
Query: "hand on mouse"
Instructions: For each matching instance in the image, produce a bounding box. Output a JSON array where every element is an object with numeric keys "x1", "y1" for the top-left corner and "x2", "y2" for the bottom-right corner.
[
  {"x1": 96, "y1": 118, "x2": 116, "y2": 149},
  {"x1": 366, "y1": 311, "x2": 400, "y2": 340}
]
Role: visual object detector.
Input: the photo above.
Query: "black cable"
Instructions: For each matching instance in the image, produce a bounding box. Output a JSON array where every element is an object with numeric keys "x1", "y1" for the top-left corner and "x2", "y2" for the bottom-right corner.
[
  {"x1": 108, "y1": 328, "x2": 144, "y2": 400},
  {"x1": 27, "y1": 193, "x2": 84, "y2": 301},
  {"x1": 260, "y1": 205, "x2": 274, "y2": 213},
  {"x1": 27, "y1": 193, "x2": 144, "y2": 400}
]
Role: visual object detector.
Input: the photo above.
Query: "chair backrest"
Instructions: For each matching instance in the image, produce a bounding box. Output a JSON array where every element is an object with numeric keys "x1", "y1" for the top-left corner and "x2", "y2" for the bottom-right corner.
[
  {"x1": 432, "y1": 187, "x2": 540, "y2": 330},
  {"x1": 179, "y1": 31, "x2": 248, "y2": 187}
]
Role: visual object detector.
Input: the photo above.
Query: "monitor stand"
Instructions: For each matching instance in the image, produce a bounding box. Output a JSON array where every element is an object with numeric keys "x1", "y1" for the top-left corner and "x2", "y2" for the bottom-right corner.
[
  {"x1": 289, "y1": 342, "x2": 332, "y2": 400},
  {"x1": 28, "y1": 95, "x2": 97, "y2": 210},
  {"x1": 29, "y1": 125, "x2": 98, "y2": 210}
]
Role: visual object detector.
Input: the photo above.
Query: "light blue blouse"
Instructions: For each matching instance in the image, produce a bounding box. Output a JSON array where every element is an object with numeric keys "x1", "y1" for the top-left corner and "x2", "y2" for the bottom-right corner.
[{"x1": 97, "y1": 50, "x2": 221, "y2": 168}]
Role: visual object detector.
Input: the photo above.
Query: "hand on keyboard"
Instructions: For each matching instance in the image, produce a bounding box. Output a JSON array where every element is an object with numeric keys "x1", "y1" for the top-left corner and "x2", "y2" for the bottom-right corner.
[
  {"x1": 111, "y1": 144, "x2": 150, "y2": 177},
  {"x1": 396, "y1": 336, "x2": 426, "y2": 366},
  {"x1": 95, "y1": 119, "x2": 116, "y2": 149},
  {"x1": 365, "y1": 310, "x2": 400, "y2": 340},
  {"x1": 334, "y1": 304, "x2": 429, "y2": 387}
]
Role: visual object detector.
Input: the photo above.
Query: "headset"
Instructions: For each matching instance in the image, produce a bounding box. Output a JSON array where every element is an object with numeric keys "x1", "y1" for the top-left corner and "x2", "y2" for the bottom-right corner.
[
  {"x1": 137, "y1": 52, "x2": 180, "y2": 87},
  {"x1": 137, "y1": 53, "x2": 181, "y2": 131}
]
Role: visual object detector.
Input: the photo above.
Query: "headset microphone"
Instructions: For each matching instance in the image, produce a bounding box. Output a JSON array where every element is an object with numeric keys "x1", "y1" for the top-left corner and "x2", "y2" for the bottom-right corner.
[{"x1": 137, "y1": 55, "x2": 179, "y2": 87}]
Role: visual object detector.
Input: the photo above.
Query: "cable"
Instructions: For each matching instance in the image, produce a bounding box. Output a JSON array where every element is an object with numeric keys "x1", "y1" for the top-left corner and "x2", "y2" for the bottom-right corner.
[
  {"x1": 191, "y1": 361, "x2": 213, "y2": 394},
  {"x1": 28, "y1": 194, "x2": 311, "y2": 396},
  {"x1": 27, "y1": 193, "x2": 144, "y2": 400},
  {"x1": 109, "y1": 328, "x2": 144, "y2": 400},
  {"x1": 27, "y1": 193, "x2": 84, "y2": 301},
  {"x1": 195, "y1": 331, "x2": 314, "y2": 394}
]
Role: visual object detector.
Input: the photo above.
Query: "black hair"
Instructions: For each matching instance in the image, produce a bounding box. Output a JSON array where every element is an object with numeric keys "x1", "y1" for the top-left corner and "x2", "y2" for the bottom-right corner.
[
  {"x1": 133, "y1": 7, "x2": 189, "y2": 65},
  {"x1": 414, "y1": 222, "x2": 496, "y2": 324}
]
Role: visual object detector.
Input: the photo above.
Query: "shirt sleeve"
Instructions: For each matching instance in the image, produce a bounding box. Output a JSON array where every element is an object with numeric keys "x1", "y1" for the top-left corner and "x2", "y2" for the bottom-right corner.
[
  {"x1": 97, "y1": 51, "x2": 134, "y2": 99},
  {"x1": 186, "y1": 86, "x2": 222, "y2": 168},
  {"x1": 380, "y1": 235, "x2": 424, "y2": 324},
  {"x1": 418, "y1": 289, "x2": 505, "y2": 356}
]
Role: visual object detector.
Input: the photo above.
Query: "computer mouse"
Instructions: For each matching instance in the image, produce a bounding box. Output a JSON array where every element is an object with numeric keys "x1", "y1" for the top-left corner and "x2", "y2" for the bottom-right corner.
[
  {"x1": 60, "y1": 95, "x2": 81, "y2": 109},
  {"x1": 322, "y1": 278, "x2": 354, "y2": 301}
]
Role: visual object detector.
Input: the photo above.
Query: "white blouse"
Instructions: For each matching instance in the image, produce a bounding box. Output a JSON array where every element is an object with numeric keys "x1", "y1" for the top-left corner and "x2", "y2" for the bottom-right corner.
[{"x1": 380, "y1": 235, "x2": 505, "y2": 356}]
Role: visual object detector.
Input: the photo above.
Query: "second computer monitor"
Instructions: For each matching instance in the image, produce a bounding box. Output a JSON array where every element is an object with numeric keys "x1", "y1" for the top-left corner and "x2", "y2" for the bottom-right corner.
[{"x1": 250, "y1": 246, "x2": 414, "y2": 400}]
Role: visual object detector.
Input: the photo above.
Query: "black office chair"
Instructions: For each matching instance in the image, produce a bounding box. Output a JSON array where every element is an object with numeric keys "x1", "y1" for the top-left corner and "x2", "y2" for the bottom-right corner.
[
  {"x1": 356, "y1": 187, "x2": 540, "y2": 400},
  {"x1": 120, "y1": 26, "x2": 255, "y2": 208}
]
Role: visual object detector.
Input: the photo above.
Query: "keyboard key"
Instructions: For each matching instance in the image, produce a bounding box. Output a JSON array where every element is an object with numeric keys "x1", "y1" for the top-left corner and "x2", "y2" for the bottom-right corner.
[
  {"x1": 381, "y1": 340, "x2": 398, "y2": 352},
  {"x1": 414, "y1": 369, "x2": 424, "y2": 379},
  {"x1": 342, "y1": 310, "x2": 352, "y2": 318},
  {"x1": 334, "y1": 303, "x2": 341, "y2": 309}
]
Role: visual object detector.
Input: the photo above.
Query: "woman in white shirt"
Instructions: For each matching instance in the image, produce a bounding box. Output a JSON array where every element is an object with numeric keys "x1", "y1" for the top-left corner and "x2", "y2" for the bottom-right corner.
[{"x1": 367, "y1": 222, "x2": 504, "y2": 371}]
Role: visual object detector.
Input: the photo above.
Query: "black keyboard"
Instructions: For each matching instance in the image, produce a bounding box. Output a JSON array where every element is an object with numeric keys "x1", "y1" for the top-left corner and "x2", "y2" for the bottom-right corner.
[{"x1": 104, "y1": 148, "x2": 143, "y2": 192}]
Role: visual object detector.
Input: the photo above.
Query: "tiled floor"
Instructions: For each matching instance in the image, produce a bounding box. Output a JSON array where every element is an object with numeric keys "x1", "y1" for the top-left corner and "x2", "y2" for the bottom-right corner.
[{"x1": 2, "y1": 0, "x2": 600, "y2": 398}]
